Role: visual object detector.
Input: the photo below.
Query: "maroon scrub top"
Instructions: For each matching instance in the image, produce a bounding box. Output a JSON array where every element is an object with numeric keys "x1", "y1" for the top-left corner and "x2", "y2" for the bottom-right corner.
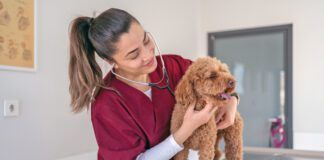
[{"x1": 91, "y1": 54, "x2": 192, "y2": 160}]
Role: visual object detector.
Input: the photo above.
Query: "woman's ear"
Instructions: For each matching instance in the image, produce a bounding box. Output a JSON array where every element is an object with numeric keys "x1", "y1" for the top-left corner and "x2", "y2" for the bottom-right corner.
[
  {"x1": 106, "y1": 59, "x2": 119, "y2": 69},
  {"x1": 113, "y1": 64, "x2": 119, "y2": 69},
  {"x1": 175, "y1": 75, "x2": 196, "y2": 106}
]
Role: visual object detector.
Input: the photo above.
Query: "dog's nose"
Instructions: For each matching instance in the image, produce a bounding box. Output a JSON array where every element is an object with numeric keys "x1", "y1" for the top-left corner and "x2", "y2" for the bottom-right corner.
[{"x1": 228, "y1": 80, "x2": 235, "y2": 88}]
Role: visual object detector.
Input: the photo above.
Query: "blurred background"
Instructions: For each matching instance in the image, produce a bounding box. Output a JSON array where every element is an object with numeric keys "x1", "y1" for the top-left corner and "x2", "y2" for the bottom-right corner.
[{"x1": 0, "y1": 0, "x2": 324, "y2": 159}]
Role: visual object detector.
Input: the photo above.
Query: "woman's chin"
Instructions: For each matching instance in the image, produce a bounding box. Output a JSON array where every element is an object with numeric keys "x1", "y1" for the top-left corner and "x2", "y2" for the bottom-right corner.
[{"x1": 147, "y1": 57, "x2": 158, "y2": 73}]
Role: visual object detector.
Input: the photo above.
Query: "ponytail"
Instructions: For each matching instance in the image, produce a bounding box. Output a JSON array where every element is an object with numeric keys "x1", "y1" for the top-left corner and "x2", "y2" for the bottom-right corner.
[{"x1": 68, "y1": 17, "x2": 103, "y2": 113}]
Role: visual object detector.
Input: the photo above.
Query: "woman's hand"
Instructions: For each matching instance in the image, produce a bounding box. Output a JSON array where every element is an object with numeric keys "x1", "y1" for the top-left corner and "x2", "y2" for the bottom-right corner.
[
  {"x1": 182, "y1": 101, "x2": 218, "y2": 131},
  {"x1": 173, "y1": 101, "x2": 218, "y2": 145},
  {"x1": 215, "y1": 97, "x2": 238, "y2": 130}
]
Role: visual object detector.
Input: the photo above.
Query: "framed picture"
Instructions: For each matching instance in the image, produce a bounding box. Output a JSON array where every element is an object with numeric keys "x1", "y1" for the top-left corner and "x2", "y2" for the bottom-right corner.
[{"x1": 0, "y1": 0, "x2": 37, "y2": 72}]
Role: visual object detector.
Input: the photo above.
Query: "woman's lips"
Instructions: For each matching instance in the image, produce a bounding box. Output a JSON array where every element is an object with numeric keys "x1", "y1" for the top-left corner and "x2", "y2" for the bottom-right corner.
[{"x1": 145, "y1": 58, "x2": 154, "y2": 67}]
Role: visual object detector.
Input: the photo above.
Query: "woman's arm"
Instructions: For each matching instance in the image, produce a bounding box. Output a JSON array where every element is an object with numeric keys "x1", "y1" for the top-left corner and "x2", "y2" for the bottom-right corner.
[{"x1": 136, "y1": 134, "x2": 183, "y2": 160}]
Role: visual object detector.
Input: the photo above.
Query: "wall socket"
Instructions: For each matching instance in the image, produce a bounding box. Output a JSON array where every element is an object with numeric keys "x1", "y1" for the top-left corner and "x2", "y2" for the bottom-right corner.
[{"x1": 4, "y1": 100, "x2": 19, "y2": 117}]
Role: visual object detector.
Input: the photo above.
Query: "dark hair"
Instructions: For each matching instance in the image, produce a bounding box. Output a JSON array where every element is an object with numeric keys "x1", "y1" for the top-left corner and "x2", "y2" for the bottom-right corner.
[{"x1": 68, "y1": 8, "x2": 139, "y2": 113}]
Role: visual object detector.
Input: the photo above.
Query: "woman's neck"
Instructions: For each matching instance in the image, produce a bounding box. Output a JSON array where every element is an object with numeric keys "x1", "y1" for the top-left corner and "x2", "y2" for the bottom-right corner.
[{"x1": 114, "y1": 69, "x2": 151, "y2": 92}]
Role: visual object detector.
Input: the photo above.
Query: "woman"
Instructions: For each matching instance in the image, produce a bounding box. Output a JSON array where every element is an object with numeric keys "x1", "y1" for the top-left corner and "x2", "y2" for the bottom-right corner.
[{"x1": 68, "y1": 8, "x2": 239, "y2": 160}]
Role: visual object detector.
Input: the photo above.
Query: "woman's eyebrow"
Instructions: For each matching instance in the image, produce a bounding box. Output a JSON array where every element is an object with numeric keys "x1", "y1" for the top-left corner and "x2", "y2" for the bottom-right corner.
[{"x1": 125, "y1": 31, "x2": 146, "y2": 58}]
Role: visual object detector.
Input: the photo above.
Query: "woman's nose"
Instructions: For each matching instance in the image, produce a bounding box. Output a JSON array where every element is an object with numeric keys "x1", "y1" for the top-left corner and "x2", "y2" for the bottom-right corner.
[{"x1": 142, "y1": 46, "x2": 154, "y2": 61}]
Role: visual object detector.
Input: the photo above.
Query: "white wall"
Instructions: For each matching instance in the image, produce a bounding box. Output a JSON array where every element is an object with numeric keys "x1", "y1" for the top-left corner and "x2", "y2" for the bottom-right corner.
[
  {"x1": 198, "y1": 0, "x2": 324, "y2": 151},
  {"x1": 0, "y1": 0, "x2": 200, "y2": 160},
  {"x1": 2, "y1": 1, "x2": 324, "y2": 159}
]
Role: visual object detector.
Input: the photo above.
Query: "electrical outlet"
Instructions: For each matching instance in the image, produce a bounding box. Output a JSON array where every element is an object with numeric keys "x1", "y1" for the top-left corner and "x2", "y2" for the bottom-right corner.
[{"x1": 4, "y1": 100, "x2": 19, "y2": 117}]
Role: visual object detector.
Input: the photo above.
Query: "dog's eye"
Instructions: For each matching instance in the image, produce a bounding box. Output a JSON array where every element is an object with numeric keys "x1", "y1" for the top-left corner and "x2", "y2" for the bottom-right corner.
[{"x1": 209, "y1": 72, "x2": 218, "y2": 79}]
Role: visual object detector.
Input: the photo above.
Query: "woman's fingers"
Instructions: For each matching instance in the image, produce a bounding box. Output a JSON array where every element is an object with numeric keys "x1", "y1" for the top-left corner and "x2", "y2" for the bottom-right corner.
[
  {"x1": 200, "y1": 102, "x2": 218, "y2": 122},
  {"x1": 186, "y1": 104, "x2": 195, "y2": 114},
  {"x1": 187, "y1": 101, "x2": 218, "y2": 119},
  {"x1": 215, "y1": 108, "x2": 226, "y2": 123},
  {"x1": 217, "y1": 119, "x2": 230, "y2": 130},
  {"x1": 202, "y1": 102, "x2": 213, "y2": 112},
  {"x1": 210, "y1": 105, "x2": 218, "y2": 115},
  {"x1": 203, "y1": 102, "x2": 218, "y2": 115},
  {"x1": 217, "y1": 115, "x2": 235, "y2": 130}
]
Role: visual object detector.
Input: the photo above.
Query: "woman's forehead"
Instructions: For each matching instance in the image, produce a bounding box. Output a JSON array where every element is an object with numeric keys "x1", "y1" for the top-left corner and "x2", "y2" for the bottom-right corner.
[{"x1": 114, "y1": 23, "x2": 145, "y2": 59}]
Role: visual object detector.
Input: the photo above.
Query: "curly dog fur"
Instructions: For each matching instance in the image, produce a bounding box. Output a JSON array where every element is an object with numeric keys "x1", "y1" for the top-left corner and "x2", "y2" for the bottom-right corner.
[{"x1": 170, "y1": 57, "x2": 243, "y2": 160}]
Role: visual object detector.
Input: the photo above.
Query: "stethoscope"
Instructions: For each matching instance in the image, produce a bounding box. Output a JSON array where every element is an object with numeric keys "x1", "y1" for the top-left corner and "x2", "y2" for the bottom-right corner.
[{"x1": 110, "y1": 32, "x2": 175, "y2": 96}]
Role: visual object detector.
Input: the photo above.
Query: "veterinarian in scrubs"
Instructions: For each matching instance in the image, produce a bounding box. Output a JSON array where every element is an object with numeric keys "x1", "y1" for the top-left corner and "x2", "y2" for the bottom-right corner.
[{"x1": 68, "y1": 8, "x2": 239, "y2": 160}]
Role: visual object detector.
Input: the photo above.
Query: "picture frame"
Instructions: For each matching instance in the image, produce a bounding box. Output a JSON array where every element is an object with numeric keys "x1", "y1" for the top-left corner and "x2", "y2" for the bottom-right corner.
[{"x1": 0, "y1": 0, "x2": 37, "y2": 72}]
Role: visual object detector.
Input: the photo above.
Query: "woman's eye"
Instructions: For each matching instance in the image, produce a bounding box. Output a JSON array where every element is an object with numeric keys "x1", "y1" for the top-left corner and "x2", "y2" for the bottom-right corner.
[{"x1": 130, "y1": 52, "x2": 139, "y2": 60}]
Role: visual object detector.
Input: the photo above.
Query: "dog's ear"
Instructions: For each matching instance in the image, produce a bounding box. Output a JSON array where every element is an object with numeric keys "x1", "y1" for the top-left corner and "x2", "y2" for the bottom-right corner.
[{"x1": 175, "y1": 75, "x2": 196, "y2": 106}]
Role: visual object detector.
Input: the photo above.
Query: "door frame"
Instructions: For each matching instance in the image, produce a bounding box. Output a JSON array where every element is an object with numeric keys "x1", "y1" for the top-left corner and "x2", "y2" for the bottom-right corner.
[{"x1": 207, "y1": 24, "x2": 293, "y2": 148}]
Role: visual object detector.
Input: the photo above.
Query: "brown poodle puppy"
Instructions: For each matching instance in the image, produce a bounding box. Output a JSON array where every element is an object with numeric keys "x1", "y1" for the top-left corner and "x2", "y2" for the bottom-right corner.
[{"x1": 171, "y1": 56, "x2": 243, "y2": 160}]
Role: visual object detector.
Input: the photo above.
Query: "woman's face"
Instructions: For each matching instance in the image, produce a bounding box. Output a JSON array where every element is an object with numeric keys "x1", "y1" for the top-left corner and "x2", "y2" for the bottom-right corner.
[{"x1": 110, "y1": 22, "x2": 157, "y2": 78}]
